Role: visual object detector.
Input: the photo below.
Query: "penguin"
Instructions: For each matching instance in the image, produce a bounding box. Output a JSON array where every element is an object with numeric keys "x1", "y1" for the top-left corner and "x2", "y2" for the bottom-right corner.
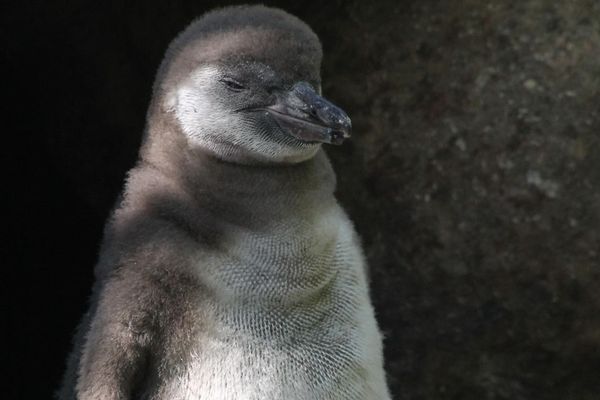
[{"x1": 58, "y1": 5, "x2": 391, "y2": 400}]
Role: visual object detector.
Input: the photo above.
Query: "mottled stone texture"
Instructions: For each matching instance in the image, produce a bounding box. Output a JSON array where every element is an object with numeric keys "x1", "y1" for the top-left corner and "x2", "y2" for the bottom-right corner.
[
  {"x1": 4, "y1": 1, "x2": 599, "y2": 399},
  {"x1": 320, "y1": 1, "x2": 600, "y2": 399}
]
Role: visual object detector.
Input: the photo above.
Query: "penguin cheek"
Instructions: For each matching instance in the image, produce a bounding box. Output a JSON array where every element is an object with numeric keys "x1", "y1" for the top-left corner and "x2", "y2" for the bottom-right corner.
[
  {"x1": 256, "y1": 113, "x2": 293, "y2": 145},
  {"x1": 173, "y1": 85, "x2": 229, "y2": 139}
]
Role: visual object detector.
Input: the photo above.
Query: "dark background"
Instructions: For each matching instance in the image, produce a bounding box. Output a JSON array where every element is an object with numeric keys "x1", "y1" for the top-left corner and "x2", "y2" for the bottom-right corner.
[{"x1": 4, "y1": 1, "x2": 600, "y2": 399}]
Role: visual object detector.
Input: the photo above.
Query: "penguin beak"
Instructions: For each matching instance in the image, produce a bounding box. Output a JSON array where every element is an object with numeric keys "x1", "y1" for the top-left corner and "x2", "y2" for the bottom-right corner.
[{"x1": 265, "y1": 82, "x2": 352, "y2": 145}]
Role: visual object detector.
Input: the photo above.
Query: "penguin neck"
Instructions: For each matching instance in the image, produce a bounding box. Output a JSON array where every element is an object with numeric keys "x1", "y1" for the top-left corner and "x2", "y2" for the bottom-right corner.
[{"x1": 140, "y1": 110, "x2": 337, "y2": 222}]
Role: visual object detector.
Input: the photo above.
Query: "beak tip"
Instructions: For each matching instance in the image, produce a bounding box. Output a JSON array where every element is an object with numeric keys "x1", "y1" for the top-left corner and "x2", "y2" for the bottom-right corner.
[{"x1": 330, "y1": 128, "x2": 351, "y2": 145}]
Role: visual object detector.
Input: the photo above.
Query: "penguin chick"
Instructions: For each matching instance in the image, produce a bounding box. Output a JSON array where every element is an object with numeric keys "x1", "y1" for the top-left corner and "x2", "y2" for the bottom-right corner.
[{"x1": 58, "y1": 5, "x2": 391, "y2": 400}]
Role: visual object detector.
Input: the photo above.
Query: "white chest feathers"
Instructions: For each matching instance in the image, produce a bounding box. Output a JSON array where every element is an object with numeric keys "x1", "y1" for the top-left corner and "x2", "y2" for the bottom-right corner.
[{"x1": 162, "y1": 206, "x2": 391, "y2": 400}]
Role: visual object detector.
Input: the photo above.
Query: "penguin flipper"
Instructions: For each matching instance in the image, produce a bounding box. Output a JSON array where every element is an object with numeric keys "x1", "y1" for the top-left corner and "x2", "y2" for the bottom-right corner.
[{"x1": 70, "y1": 277, "x2": 154, "y2": 400}]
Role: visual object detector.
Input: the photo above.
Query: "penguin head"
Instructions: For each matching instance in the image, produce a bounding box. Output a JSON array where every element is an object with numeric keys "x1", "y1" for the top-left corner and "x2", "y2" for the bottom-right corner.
[{"x1": 154, "y1": 5, "x2": 351, "y2": 164}]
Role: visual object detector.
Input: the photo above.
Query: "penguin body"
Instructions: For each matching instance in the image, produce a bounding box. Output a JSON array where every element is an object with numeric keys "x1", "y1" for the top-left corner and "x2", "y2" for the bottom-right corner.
[{"x1": 59, "y1": 5, "x2": 390, "y2": 400}]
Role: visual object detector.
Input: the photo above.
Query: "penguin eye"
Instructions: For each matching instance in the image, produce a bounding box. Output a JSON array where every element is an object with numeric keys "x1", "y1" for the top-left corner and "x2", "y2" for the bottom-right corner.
[{"x1": 220, "y1": 78, "x2": 246, "y2": 92}]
